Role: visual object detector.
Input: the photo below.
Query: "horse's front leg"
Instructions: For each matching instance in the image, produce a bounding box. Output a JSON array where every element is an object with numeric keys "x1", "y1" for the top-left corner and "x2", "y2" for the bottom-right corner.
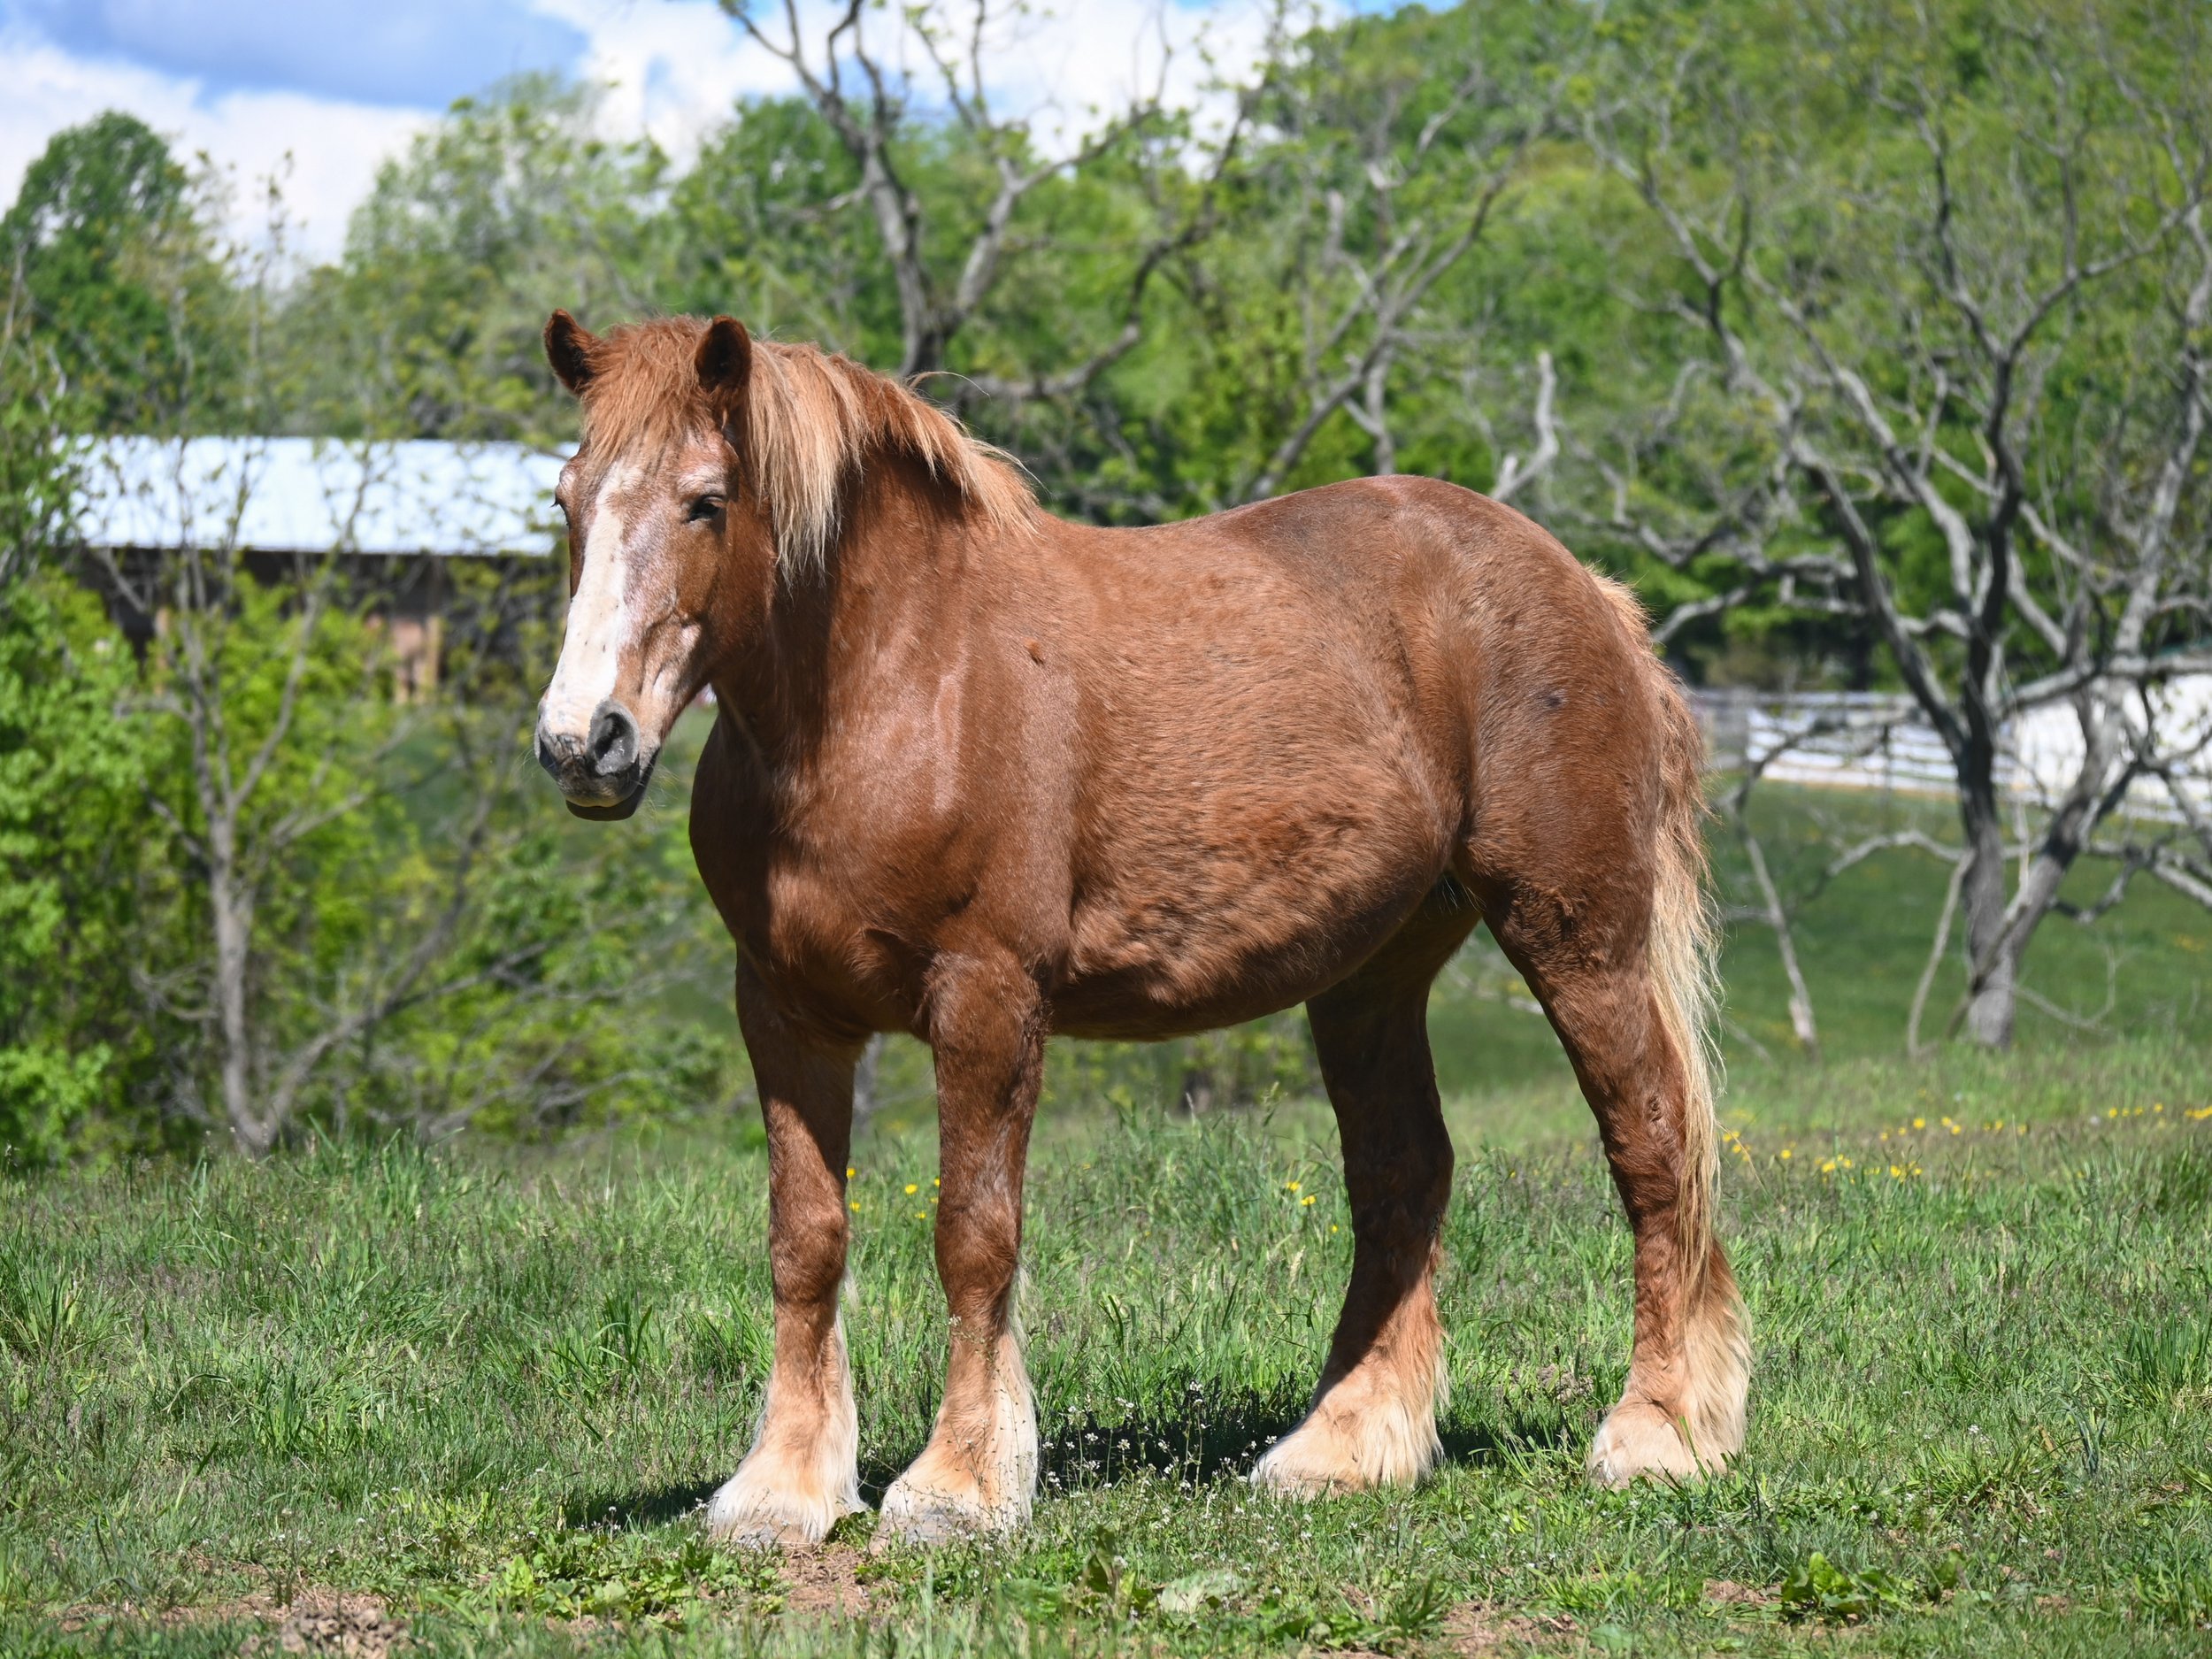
[
  {"x1": 705, "y1": 966, "x2": 864, "y2": 1547},
  {"x1": 877, "y1": 953, "x2": 1045, "y2": 1545}
]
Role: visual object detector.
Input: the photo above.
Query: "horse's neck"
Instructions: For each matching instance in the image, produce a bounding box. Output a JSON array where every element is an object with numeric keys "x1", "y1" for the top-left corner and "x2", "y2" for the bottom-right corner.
[{"x1": 718, "y1": 460, "x2": 981, "y2": 763}]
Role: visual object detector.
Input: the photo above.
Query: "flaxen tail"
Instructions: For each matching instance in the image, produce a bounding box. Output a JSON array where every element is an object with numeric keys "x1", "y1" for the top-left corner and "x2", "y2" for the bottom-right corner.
[
  {"x1": 1596, "y1": 577, "x2": 1749, "y2": 1469},
  {"x1": 1590, "y1": 579, "x2": 1724, "y2": 1297},
  {"x1": 1647, "y1": 675, "x2": 1724, "y2": 1300}
]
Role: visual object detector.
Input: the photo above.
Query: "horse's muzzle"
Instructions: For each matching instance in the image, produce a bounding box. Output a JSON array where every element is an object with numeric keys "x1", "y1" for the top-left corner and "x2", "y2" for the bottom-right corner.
[{"x1": 535, "y1": 697, "x2": 656, "y2": 821}]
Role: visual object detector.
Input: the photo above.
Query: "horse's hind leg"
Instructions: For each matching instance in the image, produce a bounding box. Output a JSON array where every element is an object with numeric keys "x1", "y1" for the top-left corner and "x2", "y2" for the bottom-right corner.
[
  {"x1": 1482, "y1": 878, "x2": 1749, "y2": 1485},
  {"x1": 1255, "y1": 899, "x2": 1470, "y2": 1495}
]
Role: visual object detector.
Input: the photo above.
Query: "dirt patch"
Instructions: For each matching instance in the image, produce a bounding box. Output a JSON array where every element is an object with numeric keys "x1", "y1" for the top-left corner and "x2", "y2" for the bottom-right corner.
[
  {"x1": 63, "y1": 1584, "x2": 405, "y2": 1657},
  {"x1": 781, "y1": 1545, "x2": 869, "y2": 1617},
  {"x1": 1443, "y1": 1601, "x2": 1580, "y2": 1653},
  {"x1": 58, "y1": 1602, "x2": 230, "y2": 1634},
  {"x1": 242, "y1": 1591, "x2": 407, "y2": 1657},
  {"x1": 273, "y1": 1591, "x2": 406, "y2": 1655},
  {"x1": 1703, "y1": 1578, "x2": 1778, "y2": 1608}
]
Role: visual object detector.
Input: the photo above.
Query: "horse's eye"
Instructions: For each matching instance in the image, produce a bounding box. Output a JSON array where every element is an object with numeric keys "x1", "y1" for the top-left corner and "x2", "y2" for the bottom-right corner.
[{"x1": 687, "y1": 494, "x2": 726, "y2": 523}]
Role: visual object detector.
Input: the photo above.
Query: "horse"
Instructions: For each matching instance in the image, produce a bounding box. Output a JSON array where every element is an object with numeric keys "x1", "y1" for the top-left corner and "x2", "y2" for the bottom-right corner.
[{"x1": 531, "y1": 310, "x2": 1749, "y2": 1548}]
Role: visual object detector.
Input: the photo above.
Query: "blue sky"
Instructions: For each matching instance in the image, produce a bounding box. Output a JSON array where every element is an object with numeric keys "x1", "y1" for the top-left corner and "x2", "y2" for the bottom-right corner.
[
  {"x1": 12, "y1": 0, "x2": 589, "y2": 108},
  {"x1": 4, "y1": 0, "x2": 1286, "y2": 263}
]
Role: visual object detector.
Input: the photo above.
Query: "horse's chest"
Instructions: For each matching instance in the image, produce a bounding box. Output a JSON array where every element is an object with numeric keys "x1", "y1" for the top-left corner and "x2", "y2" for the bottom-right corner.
[{"x1": 737, "y1": 826, "x2": 999, "y2": 1025}]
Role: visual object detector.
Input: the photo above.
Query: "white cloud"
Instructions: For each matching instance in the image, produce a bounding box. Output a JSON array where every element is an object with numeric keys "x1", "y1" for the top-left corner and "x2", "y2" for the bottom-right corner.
[
  {"x1": 3, "y1": 25, "x2": 430, "y2": 262},
  {"x1": 544, "y1": 0, "x2": 801, "y2": 165},
  {"x1": 5, "y1": 1, "x2": 1306, "y2": 268},
  {"x1": 551, "y1": 0, "x2": 1294, "y2": 173}
]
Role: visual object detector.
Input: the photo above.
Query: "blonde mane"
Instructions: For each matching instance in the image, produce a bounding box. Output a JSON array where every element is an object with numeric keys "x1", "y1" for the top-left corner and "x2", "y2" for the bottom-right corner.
[{"x1": 577, "y1": 317, "x2": 1035, "y2": 571}]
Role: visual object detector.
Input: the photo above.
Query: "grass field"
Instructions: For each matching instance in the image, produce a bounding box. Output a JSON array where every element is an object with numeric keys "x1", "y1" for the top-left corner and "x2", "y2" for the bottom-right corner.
[
  {"x1": 8, "y1": 736, "x2": 2211, "y2": 1655},
  {"x1": 4, "y1": 1030, "x2": 2210, "y2": 1656}
]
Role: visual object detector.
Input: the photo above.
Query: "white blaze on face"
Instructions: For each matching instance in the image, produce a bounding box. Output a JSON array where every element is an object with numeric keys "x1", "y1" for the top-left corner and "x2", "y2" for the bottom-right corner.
[{"x1": 541, "y1": 461, "x2": 640, "y2": 741}]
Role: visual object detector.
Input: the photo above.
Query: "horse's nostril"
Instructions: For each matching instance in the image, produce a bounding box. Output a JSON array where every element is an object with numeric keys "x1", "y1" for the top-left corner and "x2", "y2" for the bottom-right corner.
[
  {"x1": 586, "y1": 699, "x2": 641, "y2": 777},
  {"x1": 534, "y1": 721, "x2": 576, "y2": 779}
]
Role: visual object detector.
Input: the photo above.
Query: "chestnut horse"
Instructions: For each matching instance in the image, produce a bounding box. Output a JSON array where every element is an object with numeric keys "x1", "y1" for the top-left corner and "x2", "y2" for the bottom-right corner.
[{"x1": 533, "y1": 311, "x2": 1748, "y2": 1547}]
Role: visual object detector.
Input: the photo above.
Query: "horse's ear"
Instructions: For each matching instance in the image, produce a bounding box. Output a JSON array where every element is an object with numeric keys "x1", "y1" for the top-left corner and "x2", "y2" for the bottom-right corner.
[
  {"x1": 695, "y1": 315, "x2": 752, "y2": 404},
  {"x1": 544, "y1": 310, "x2": 598, "y2": 396}
]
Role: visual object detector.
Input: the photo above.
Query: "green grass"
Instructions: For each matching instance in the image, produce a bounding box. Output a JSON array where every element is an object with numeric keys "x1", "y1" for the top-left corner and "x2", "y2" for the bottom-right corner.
[
  {"x1": 1422, "y1": 784, "x2": 2212, "y2": 1102},
  {"x1": 11, "y1": 748, "x2": 2211, "y2": 1654},
  {"x1": 4, "y1": 1037, "x2": 2210, "y2": 1655}
]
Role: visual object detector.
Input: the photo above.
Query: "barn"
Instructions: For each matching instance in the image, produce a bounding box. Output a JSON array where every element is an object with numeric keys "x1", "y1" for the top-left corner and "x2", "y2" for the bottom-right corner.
[{"x1": 71, "y1": 436, "x2": 568, "y2": 697}]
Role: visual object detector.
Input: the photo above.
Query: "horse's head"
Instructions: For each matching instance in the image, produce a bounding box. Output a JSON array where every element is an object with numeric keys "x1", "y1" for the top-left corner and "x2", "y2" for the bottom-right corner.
[{"x1": 534, "y1": 311, "x2": 769, "y2": 819}]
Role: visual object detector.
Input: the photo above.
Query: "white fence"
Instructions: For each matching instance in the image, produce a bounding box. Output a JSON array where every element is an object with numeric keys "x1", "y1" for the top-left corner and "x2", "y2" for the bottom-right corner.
[{"x1": 1694, "y1": 682, "x2": 2212, "y2": 825}]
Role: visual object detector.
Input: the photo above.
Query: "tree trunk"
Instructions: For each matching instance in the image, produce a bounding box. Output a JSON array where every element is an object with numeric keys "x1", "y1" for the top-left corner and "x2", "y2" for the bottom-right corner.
[
  {"x1": 850, "y1": 1033, "x2": 884, "y2": 1133},
  {"x1": 207, "y1": 822, "x2": 273, "y2": 1156},
  {"x1": 1734, "y1": 811, "x2": 1820, "y2": 1060},
  {"x1": 1957, "y1": 781, "x2": 2017, "y2": 1048}
]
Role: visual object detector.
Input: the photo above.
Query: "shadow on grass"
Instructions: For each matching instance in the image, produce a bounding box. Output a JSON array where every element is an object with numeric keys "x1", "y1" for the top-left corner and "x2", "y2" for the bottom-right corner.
[
  {"x1": 561, "y1": 1479, "x2": 722, "y2": 1531},
  {"x1": 1032, "y1": 1390, "x2": 1306, "y2": 1492},
  {"x1": 565, "y1": 1388, "x2": 1582, "y2": 1528},
  {"x1": 932, "y1": 1382, "x2": 1582, "y2": 1497},
  {"x1": 1440, "y1": 1413, "x2": 1581, "y2": 1466},
  {"x1": 1025, "y1": 1400, "x2": 1578, "y2": 1494}
]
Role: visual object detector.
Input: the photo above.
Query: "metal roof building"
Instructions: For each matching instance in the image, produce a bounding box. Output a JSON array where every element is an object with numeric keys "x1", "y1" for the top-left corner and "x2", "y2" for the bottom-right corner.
[{"x1": 71, "y1": 437, "x2": 572, "y2": 699}]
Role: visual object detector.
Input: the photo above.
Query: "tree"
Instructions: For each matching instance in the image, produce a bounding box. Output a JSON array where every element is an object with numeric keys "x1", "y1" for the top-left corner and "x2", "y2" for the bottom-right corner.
[
  {"x1": 1578, "y1": 0, "x2": 2212, "y2": 1048},
  {"x1": 0, "y1": 279, "x2": 150, "y2": 1161},
  {"x1": 1215, "y1": 2, "x2": 1577, "y2": 504},
  {"x1": 664, "y1": 97, "x2": 891, "y2": 352},
  {"x1": 276, "y1": 77, "x2": 666, "y2": 444},
  {"x1": 717, "y1": 0, "x2": 1201, "y2": 381},
  {"x1": 65, "y1": 439, "x2": 734, "y2": 1156},
  {"x1": 0, "y1": 111, "x2": 240, "y2": 433}
]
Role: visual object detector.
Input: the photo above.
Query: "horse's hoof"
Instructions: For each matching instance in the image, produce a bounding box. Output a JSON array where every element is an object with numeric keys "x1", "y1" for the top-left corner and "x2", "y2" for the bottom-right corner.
[
  {"x1": 704, "y1": 1472, "x2": 856, "y2": 1548},
  {"x1": 1249, "y1": 1432, "x2": 1359, "y2": 1498},
  {"x1": 1250, "y1": 1391, "x2": 1439, "y2": 1497},
  {"x1": 1586, "y1": 1400, "x2": 1708, "y2": 1487},
  {"x1": 872, "y1": 1480, "x2": 1020, "y2": 1549}
]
